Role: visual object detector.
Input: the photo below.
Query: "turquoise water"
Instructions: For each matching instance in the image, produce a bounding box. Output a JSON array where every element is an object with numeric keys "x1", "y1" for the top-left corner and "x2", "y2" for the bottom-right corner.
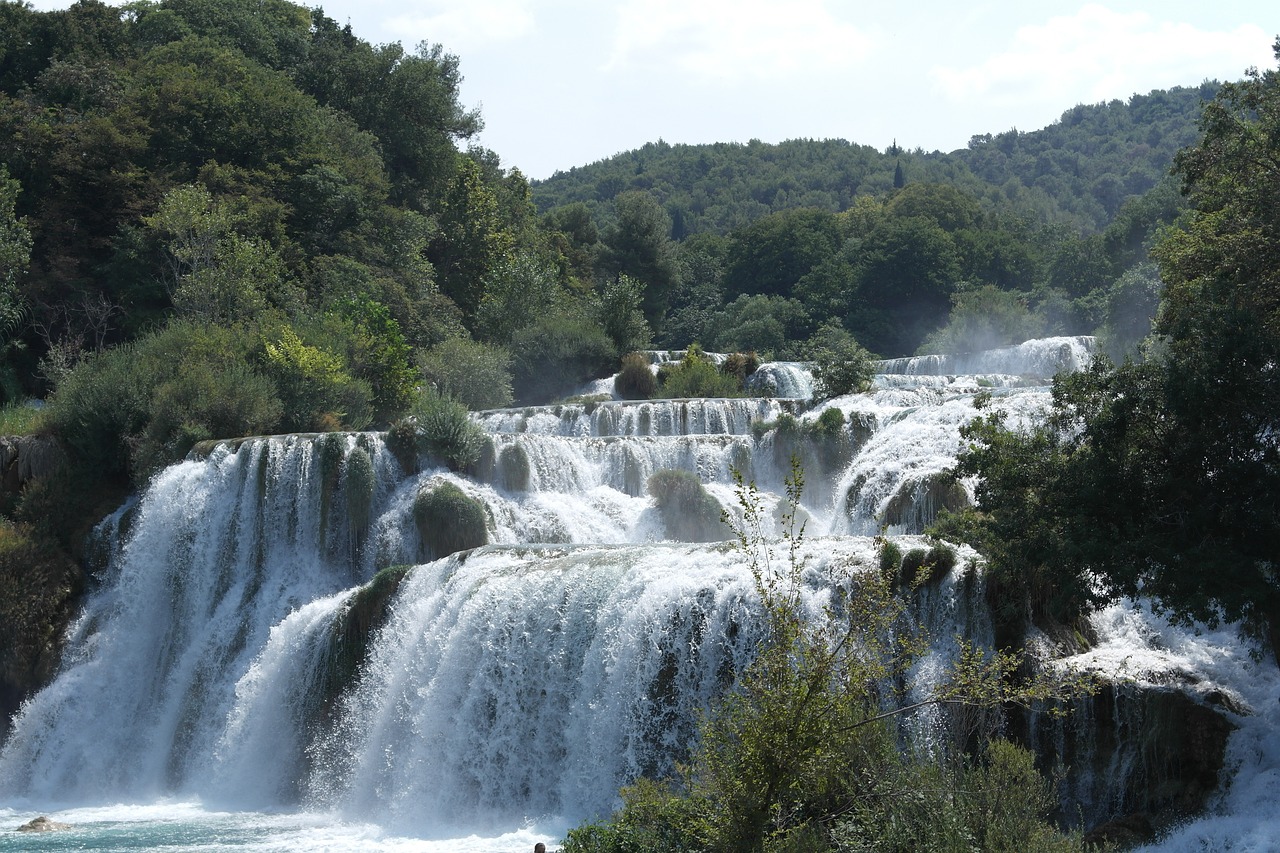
[{"x1": 0, "y1": 805, "x2": 562, "y2": 852}]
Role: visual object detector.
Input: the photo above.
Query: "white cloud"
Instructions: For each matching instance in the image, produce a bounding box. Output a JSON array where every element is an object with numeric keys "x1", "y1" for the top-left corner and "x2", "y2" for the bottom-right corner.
[
  {"x1": 383, "y1": 0, "x2": 536, "y2": 52},
  {"x1": 604, "y1": 0, "x2": 873, "y2": 81},
  {"x1": 932, "y1": 4, "x2": 1274, "y2": 107}
]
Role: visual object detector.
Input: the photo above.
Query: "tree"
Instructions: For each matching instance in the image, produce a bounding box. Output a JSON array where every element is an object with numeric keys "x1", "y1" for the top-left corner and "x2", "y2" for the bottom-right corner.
[
  {"x1": 598, "y1": 191, "x2": 680, "y2": 325},
  {"x1": 0, "y1": 166, "x2": 31, "y2": 401},
  {"x1": 956, "y1": 41, "x2": 1280, "y2": 660},
  {"x1": 722, "y1": 208, "x2": 844, "y2": 301}
]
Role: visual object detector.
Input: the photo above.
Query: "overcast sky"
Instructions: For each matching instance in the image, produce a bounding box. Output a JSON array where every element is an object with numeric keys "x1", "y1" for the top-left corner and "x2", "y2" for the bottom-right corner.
[{"x1": 26, "y1": 1, "x2": 1280, "y2": 179}]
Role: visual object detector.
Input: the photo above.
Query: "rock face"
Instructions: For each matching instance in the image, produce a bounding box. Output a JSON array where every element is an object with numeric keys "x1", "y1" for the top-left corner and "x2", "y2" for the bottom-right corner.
[
  {"x1": 17, "y1": 815, "x2": 72, "y2": 832},
  {"x1": 1024, "y1": 683, "x2": 1238, "y2": 844}
]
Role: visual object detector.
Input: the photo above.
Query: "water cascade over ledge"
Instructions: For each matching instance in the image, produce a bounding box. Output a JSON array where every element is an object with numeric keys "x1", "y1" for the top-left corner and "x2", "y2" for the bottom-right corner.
[{"x1": 0, "y1": 336, "x2": 1275, "y2": 852}]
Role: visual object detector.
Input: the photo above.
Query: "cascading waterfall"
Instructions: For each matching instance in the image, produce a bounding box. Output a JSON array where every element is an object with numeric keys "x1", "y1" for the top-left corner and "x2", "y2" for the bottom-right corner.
[{"x1": 1, "y1": 336, "x2": 1274, "y2": 851}]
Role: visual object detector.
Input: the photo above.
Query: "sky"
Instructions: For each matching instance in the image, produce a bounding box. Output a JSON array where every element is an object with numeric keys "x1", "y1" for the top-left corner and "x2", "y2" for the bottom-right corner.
[{"x1": 26, "y1": 0, "x2": 1280, "y2": 179}]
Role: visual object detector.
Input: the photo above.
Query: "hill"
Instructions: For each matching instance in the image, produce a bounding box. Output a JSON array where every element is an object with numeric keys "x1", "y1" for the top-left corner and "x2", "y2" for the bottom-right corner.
[{"x1": 533, "y1": 83, "x2": 1218, "y2": 236}]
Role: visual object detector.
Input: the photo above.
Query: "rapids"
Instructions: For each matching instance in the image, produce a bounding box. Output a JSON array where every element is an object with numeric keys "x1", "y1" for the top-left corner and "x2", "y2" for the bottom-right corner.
[{"x1": 0, "y1": 335, "x2": 1274, "y2": 852}]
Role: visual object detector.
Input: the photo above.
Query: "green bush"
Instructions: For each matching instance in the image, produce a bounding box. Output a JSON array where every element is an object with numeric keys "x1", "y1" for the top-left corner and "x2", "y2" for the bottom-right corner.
[
  {"x1": 805, "y1": 322, "x2": 875, "y2": 400},
  {"x1": 615, "y1": 351, "x2": 657, "y2": 400},
  {"x1": 647, "y1": 468, "x2": 728, "y2": 542},
  {"x1": 412, "y1": 481, "x2": 488, "y2": 559},
  {"x1": 657, "y1": 345, "x2": 741, "y2": 398},
  {"x1": 419, "y1": 336, "x2": 514, "y2": 411},
  {"x1": 261, "y1": 325, "x2": 373, "y2": 432},
  {"x1": 720, "y1": 350, "x2": 761, "y2": 385},
  {"x1": 812, "y1": 406, "x2": 845, "y2": 437},
  {"x1": 509, "y1": 312, "x2": 618, "y2": 404},
  {"x1": 410, "y1": 387, "x2": 487, "y2": 471},
  {"x1": 42, "y1": 320, "x2": 283, "y2": 482},
  {"x1": 878, "y1": 538, "x2": 903, "y2": 580}
]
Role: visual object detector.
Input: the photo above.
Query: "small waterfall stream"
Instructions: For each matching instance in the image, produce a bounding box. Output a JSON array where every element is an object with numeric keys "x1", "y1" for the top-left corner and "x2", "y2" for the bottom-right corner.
[{"x1": 0, "y1": 336, "x2": 1274, "y2": 851}]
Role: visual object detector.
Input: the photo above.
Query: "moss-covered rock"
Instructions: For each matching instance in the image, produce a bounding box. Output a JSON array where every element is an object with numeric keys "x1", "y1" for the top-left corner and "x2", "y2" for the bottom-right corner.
[
  {"x1": 312, "y1": 564, "x2": 411, "y2": 731},
  {"x1": 882, "y1": 472, "x2": 971, "y2": 532},
  {"x1": 647, "y1": 469, "x2": 730, "y2": 543},
  {"x1": 413, "y1": 482, "x2": 488, "y2": 559},
  {"x1": 0, "y1": 521, "x2": 86, "y2": 743},
  {"x1": 497, "y1": 444, "x2": 530, "y2": 492},
  {"x1": 344, "y1": 447, "x2": 375, "y2": 535}
]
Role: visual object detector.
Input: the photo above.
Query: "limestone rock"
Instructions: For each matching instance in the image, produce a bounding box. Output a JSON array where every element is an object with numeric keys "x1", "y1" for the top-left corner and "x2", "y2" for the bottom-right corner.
[{"x1": 17, "y1": 815, "x2": 72, "y2": 832}]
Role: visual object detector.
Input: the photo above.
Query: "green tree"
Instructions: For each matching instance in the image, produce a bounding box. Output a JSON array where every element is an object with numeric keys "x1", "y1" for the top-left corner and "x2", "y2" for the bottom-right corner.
[
  {"x1": 957, "y1": 41, "x2": 1280, "y2": 660},
  {"x1": 918, "y1": 284, "x2": 1043, "y2": 355},
  {"x1": 598, "y1": 190, "x2": 680, "y2": 325},
  {"x1": 565, "y1": 465, "x2": 1086, "y2": 852},
  {"x1": 418, "y1": 336, "x2": 514, "y2": 411},
  {"x1": 0, "y1": 166, "x2": 31, "y2": 401},
  {"x1": 723, "y1": 208, "x2": 844, "y2": 301}
]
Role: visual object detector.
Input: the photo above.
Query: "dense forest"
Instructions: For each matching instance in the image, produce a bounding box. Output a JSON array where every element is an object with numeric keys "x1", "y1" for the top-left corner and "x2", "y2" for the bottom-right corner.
[{"x1": 2, "y1": 0, "x2": 1278, "y2": 848}]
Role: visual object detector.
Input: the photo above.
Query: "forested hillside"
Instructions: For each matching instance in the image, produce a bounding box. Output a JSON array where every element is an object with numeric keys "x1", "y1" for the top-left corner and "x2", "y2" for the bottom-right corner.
[{"x1": 533, "y1": 83, "x2": 1216, "y2": 235}]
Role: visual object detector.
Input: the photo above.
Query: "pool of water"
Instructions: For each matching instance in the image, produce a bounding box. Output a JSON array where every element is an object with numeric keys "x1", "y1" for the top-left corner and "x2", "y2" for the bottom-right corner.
[{"x1": 0, "y1": 804, "x2": 563, "y2": 852}]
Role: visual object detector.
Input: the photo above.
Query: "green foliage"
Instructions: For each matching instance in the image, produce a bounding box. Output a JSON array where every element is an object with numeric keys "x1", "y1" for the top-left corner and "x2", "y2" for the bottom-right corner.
[
  {"x1": 262, "y1": 326, "x2": 373, "y2": 432},
  {"x1": 596, "y1": 273, "x2": 653, "y2": 355},
  {"x1": 811, "y1": 406, "x2": 845, "y2": 437},
  {"x1": 720, "y1": 351, "x2": 761, "y2": 386},
  {"x1": 707, "y1": 294, "x2": 810, "y2": 357},
  {"x1": 412, "y1": 480, "x2": 487, "y2": 559},
  {"x1": 918, "y1": 284, "x2": 1044, "y2": 355},
  {"x1": 957, "y1": 46, "x2": 1280, "y2": 659},
  {"x1": 509, "y1": 311, "x2": 617, "y2": 404},
  {"x1": 0, "y1": 165, "x2": 31, "y2": 347},
  {"x1": 657, "y1": 345, "x2": 741, "y2": 399},
  {"x1": 408, "y1": 387, "x2": 487, "y2": 471},
  {"x1": 473, "y1": 251, "x2": 563, "y2": 345},
  {"x1": 418, "y1": 337, "x2": 514, "y2": 411},
  {"x1": 876, "y1": 537, "x2": 903, "y2": 579},
  {"x1": 615, "y1": 351, "x2": 657, "y2": 400},
  {"x1": 324, "y1": 297, "x2": 418, "y2": 421},
  {"x1": 43, "y1": 320, "x2": 283, "y2": 482},
  {"x1": 0, "y1": 402, "x2": 42, "y2": 436},
  {"x1": 805, "y1": 323, "x2": 875, "y2": 400},
  {"x1": 598, "y1": 191, "x2": 681, "y2": 324},
  {"x1": 646, "y1": 468, "x2": 728, "y2": 542}
]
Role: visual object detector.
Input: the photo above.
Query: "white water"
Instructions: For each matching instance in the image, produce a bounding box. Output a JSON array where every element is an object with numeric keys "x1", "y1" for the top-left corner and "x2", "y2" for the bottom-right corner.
[{"x1": 2, "y1": 335, "x2": 1275, "y2": 851}]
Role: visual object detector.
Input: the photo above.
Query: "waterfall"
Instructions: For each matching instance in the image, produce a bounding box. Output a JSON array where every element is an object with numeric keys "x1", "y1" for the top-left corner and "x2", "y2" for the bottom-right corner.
[{"x1": 0, "y1": 336, "x2": 1272, "y2": 851}]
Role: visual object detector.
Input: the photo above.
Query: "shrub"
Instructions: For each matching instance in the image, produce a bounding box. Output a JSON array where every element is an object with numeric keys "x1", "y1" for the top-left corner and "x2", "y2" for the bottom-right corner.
[
  {"x1": 42, "y1": 320, "x2": 283, "y2": 482},
  {"x1": 412, "y1": 481, "x2": 487, "y2": 559},
  {"x1": 510, "y1": 312, "x2": 618, "y2": 404},
  {"x1": 877, "y1": 538, "x2": 903, "y2": 580},
  {"x1": 647, "y1": 468, "x2": 728, "y2": 542},
  {"x1": 615, "y1": 352, "x2": 657, "y2": 400},
  {"x1": 812, "y1": 406, "x2": 845, "y2": 437},
  {"x1": 805, "y1": 322, "x2": 875, "y2": 400},
  {"x1": 720, "y1": 350, "x2": 760, "y2": 385},
  {"x1": 657, "y1": 345, "x2": 740, "y2": 399},
  {"x1": 411, "y1": 387, "x2": 487, "y2": 471},
  {"x1": 419, "y1": 336, "x2": 514, "y2": 411},
  {"x1": 262, "y1": 326, "x2": 373, "y2": 432}
]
